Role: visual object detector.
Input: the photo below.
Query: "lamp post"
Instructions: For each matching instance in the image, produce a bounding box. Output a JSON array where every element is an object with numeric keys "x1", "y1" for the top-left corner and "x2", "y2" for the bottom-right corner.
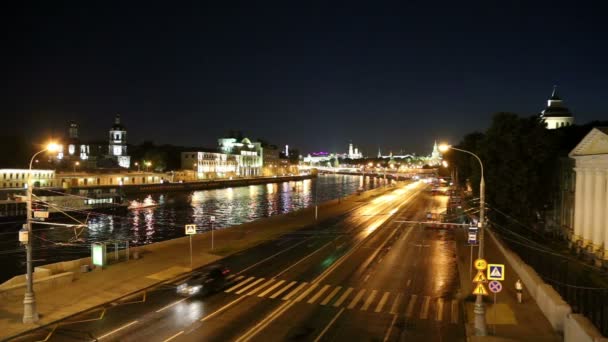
[
  {"x1": 439, "y1": 144, "x2": 486, "y2": 336},
  {"x1": 73, "y1": 161, "x2": 80, "y2": 172},
  {"x1": 134, "y1": 162, "x2": 140, "y2": 172},
  {"x1": 23, "y1": 142, "x2": 59, "y2": 324}
]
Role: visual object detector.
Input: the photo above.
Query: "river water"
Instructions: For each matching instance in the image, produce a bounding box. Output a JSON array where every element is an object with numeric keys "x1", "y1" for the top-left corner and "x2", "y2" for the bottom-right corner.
[{"x1": 0, "y1": 174, "x2": 391, "y2": 282}]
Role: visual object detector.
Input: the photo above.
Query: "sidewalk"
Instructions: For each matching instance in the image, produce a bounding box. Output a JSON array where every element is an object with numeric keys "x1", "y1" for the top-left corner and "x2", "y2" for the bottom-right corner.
[
  {"x1": 0, "y1": 183, "x2": 400, "y2": 341},
  {"x1": 454, "y1": 228, "x2": 562, "y2": 341}
]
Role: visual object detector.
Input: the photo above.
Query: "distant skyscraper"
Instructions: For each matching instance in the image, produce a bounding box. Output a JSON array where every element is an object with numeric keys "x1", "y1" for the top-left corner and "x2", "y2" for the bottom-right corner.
[{"x1": 540, "y1": 86, "x2": 574, "y2": 129}]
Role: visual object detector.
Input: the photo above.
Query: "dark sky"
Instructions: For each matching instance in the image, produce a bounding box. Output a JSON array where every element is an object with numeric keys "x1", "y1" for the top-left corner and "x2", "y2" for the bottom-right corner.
[{"x1": 2, "y1": 1, "x2": 606, "y2": 156}]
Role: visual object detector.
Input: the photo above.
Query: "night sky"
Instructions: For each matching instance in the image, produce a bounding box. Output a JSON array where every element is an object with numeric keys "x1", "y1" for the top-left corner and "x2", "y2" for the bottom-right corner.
[{"x1": 2, "y1": 1, "x2": 606, "y2": 156}]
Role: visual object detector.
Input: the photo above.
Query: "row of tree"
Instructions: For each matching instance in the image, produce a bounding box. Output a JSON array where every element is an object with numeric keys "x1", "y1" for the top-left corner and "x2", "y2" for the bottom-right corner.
[{"x1": 445, "y1": 113, "x2": 608, "y2": 227}]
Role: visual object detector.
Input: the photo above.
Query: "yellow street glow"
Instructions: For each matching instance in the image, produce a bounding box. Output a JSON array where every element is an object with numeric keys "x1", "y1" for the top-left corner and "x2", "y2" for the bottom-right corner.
[{"x1": 46, "y1": 142, "x2": 60, "y2": 152}]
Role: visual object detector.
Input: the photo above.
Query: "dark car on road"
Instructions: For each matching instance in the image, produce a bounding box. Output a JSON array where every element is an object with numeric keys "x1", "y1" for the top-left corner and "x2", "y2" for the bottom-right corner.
[{"x1": 176, "y1": 265, "x2": 230, "y2": 296}]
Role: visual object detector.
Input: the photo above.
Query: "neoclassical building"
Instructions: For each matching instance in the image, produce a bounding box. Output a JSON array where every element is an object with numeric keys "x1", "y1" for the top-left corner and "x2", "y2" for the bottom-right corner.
[
  {"x1": 540, "y1": 86, "x2": 575, "y2": 129},
  {"x1": 569, "y1": 127, "x2": 608, "y2": 260}
]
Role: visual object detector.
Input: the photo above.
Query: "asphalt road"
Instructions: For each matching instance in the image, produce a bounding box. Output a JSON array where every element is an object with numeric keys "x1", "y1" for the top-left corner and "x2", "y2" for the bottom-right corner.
[{"x1": 12, "y1": 182, "x2": 465, "y2": 342}]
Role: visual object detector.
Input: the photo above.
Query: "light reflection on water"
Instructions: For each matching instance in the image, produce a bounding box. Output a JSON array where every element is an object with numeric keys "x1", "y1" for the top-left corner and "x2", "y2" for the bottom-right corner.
[{"x1": 0, "y1": 175, "x2": 391, "y2": 281}]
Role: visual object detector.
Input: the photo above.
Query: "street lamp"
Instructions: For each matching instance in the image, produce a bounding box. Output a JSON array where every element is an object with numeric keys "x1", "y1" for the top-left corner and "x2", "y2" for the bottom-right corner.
[
  {"x1": 73, "y1": 161, "x2": 80, "y2": 172},
  {"x1": 439, "y1": 143, "x2": 487, "y2": 336},
  {"x1": 145, "y1": 161, "x2": 152, "y2": 172},
  {"x1": 23, "y1": 142, "x2": 59, "y2": 323},
  {"x1": 134, "y1": 162, "x2": 140, "y2": 172}
]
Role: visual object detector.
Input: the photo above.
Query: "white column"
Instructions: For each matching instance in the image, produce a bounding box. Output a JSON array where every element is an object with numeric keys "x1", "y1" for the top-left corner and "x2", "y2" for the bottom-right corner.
[
  {"x1": 603, "y1": 170, "x2": 608, "y2": 260},
  {"x1": 593, "y1": 170, "x2": 604, "y2": 250},
  {"x1": 583, "y1": 169, "x2": 594, "y2": 247},
  {"x1": 573, "y1": 168, "x2": 584, "y2": 243}
]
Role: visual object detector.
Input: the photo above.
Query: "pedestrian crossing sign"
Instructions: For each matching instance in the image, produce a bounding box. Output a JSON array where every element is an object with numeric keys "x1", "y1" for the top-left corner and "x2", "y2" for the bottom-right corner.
[
  {"x1": 185, "y1": 224, "x2": 197, "y2": 235},
  {"x1": 487, "y1": 264, "x2": 505, "y2": 281},
  {"x1": 472, "y1": 283, "x2": 488, "y2": 296},
  {"x1": 472, "y1": 270, "x2": 487, "y2": 283}
]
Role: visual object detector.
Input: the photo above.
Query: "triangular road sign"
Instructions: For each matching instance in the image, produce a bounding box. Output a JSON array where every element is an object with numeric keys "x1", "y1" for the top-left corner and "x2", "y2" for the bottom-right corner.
[
  {"x1": 472, "y1": 270, "x2": 487, "y2": 283},
  {"x1": 490, "y1": 268, "x2": 501, "y2": 277},
  {"x1": 473, "y1": 283, "x2": 488, "y2": 296}
]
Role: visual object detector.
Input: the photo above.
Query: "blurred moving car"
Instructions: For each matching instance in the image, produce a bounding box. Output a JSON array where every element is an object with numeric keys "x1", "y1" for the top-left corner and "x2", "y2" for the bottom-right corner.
[{"x1": 177, "y1": 265, "x2": 230, "y2": 296}]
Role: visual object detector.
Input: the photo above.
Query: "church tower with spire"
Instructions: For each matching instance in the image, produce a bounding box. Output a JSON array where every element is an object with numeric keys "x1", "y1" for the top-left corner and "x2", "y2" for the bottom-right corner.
[{"x1": 540, "y1": 86, "x2": 574, "y2": 129}]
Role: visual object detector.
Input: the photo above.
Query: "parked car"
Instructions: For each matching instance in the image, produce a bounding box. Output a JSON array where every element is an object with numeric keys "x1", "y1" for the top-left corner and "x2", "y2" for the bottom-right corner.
[{"x1": 176, "y1": 265, "x2": 230, "y2": 296}]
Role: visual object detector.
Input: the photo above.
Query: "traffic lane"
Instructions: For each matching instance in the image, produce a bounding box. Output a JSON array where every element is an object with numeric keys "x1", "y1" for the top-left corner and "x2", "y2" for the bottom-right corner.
[
  {"x1": 170, "y1": 187, "x2": 427, "y2": 341},
  {"x1": 227, "y1": 192, "x2": 427, "y2": 342}
]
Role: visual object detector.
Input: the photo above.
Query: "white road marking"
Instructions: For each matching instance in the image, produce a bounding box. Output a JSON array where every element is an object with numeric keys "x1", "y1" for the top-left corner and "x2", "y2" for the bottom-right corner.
[
  {"x1": 225, "y1": 277, "x2": 255, "y2": 293},
  {"x1": 293, "y1": 283, "x2": 319, "y2": 303},
  {"x1": 420, "y1": 296, "x2": 431, "y2": 320},
  {"x1": 375, "y1": 291, "x2": 391, "y2": 313},
  {"x1": 361, "y1": 290, "x2": 378, "y2": 311},
  {"x1": 156, "y1": 298, "x2": 188, "y2": 313},
  {"x1": 162, "y1": 330, "x2": 184, "y2": 342},
  {"x1": 389, "y1": 293, "x2": 402, "y2": 314},
  {"x1": 383, "y1": 314, "x2": 398, "y2": 342},
  {"x1": 235, "y1": 278, "x2": 266, "y2": 295},
  {"x1": 201, "y1": 296, "x2": 247, "y2": 322},
  {"x1": 436, "y1": 298, "x2": 444, "y2": 321},
  {"x1": 406, "y1": 294, "x2": 417, "y2": 318},
  {"x1": 282, "y1": 282, "x2": 308, "y2": 300},
  {"x1": 333, "y1": 287, "x2": 354, "y2": 307},
  {"x1": 313, "y1": 307, "x2": 345, "y2": 342},
  {"x1": 320, "y1": 286, "x2": 342, "y2": 306},
  {"x1": 246, "y1": 278, "x2": 275, "y2": 296},
  {"x1": 307, "y1": 284, "x2": 331, "y2": 304},
  {"x1": 97, "y1": 320, "x2": 138, "y2": 340},
  {"x1": 269, "y1": 281, "x2": 297, "y2": 299},
  {"x1": 347, "y1": 289, "x2": 367, "y2": 309},
  {"x1": 258, "y1": 280, "x2": 285, "y2": 298}
]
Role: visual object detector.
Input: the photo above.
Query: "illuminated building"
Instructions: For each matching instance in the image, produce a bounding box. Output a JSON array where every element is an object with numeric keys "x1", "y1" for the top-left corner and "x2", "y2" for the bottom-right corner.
[
  {"x1": 181, "y1": 137, "x2": 263, "y2": 179},
  {"x1": 107, "y1": 114, "x2": 131, "y2": 168},
  {"x1": 540, "y1": 86, "x2": 574, "y2": 129},
  {"x1": 0, "y1": 169, "x2": 56, "y2": 189},
  {"x1": 55, "y1": 121, "x2": 90, "y2": 163}
]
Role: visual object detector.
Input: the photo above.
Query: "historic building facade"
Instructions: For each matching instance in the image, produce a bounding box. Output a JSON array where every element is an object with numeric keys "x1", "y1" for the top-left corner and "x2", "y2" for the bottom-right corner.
[
  {"x1": 181, "y1": 137, "x2": 264, "y2": 179},
  {"x1": 568, "y1": 127, "x2": 608, "y2": 261},
  {"x1": 108, "y1": 114, "x2": 130, "y2": 168},
  {"x1": 540, "y1": 86, "x2": 575, "y2": 129}
]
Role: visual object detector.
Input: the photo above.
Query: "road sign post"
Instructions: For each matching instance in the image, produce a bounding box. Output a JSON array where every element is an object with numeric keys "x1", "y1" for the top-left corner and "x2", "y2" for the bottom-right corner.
[
  {"x1": 185, "y1": 224, "x2": 197, "y2": 269},
  {"x1": 488, "y1": 280, "x2": 503, "y2": 335},
  {"x1": 210, "y1": 216, "x2": 216, "y2": 250}
]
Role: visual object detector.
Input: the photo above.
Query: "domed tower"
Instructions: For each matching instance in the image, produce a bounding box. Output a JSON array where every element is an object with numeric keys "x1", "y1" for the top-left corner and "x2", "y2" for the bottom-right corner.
[
  {"x1": 108, "y1": 114, "x2": 130, "y2": 168},
  {"x1": 540, "y1": 86, "x2": 575, "y2": 129}
]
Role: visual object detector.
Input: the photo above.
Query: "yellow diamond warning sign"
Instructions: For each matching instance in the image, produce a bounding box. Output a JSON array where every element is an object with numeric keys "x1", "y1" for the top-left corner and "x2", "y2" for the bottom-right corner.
[
  {"x1": 472, "y1": 270, "x2": 487, "y2": 283},
  {"x1": 472, "y1": 283, "x2": 488, "y2": 296}
]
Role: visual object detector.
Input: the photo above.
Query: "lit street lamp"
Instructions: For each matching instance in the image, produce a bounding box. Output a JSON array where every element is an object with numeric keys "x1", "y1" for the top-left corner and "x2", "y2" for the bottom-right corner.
[
  {"x1": 439, "y1": 143, "x2": 487, "y2": 336},
  {"x1": 134, "y1": 162, "x2": 140, "y2": 171},
  {"x1": 145, "y1": 161, "x2": 152, "y2": 172},
  {"x1": 73, "y1": 161, "x2": 80, "y2": 172},
  {"x1": 23, "y1": 142, "x2": 59, "y2": 323}
]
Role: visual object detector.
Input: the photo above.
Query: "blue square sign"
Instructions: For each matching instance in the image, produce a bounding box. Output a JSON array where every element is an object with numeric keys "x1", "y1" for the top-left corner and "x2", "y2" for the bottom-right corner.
[{"x1": 487, "y1": 264, "x2": 505, "y2": 281}]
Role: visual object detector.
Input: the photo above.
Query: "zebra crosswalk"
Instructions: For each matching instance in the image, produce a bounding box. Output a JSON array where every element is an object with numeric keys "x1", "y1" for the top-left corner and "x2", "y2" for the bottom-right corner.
[{"x1": 223, "y1": 275, "x2": 460, "y2": 324}]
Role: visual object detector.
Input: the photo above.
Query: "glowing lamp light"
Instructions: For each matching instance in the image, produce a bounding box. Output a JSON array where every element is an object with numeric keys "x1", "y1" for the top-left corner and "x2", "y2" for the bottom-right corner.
[
  {"x1": 442, "y1": 161, "x2": 449, "y2": 168},
  {"x1": 438, "y1": 144, "x2": 451, "y2": 153},
  {"x1": 46, "y1": 142, "x2": 60, "y2": 152}
]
